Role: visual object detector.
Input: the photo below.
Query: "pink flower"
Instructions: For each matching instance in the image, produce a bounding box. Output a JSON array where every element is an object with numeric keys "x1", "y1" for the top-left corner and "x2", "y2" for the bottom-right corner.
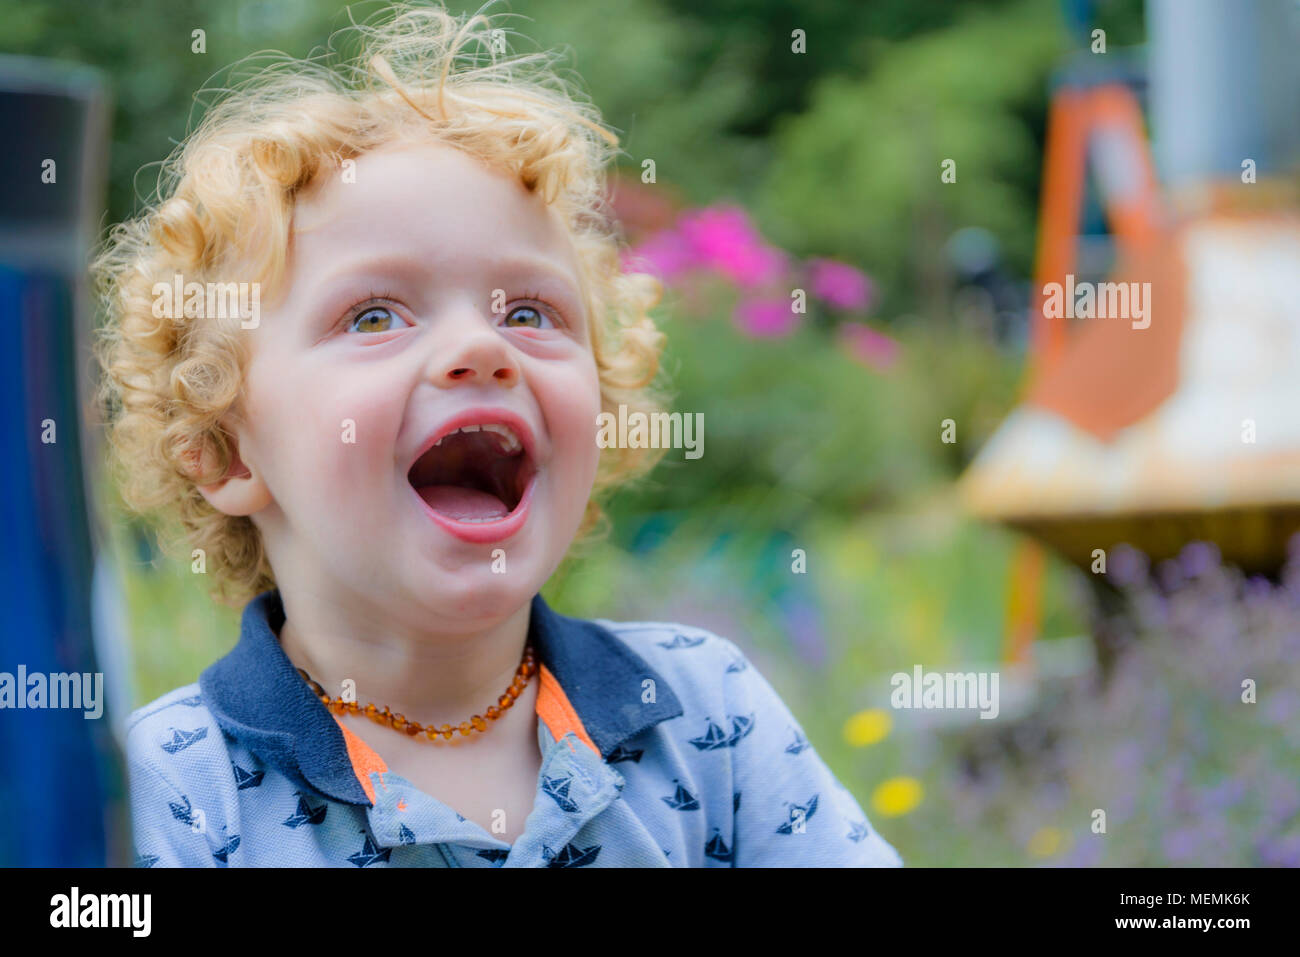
[
  {"x1": 735, "y1": 297, "x2": 800, "y2": 338},
  {"x1": 678, "y1": 205, "x2": 788, "y2": 288},
  {"x1": 808, "y1": 258, "x2": 873, "y2": 312},
  {"x1": 838, "y1": 322, "x2": 900, "y2": 371},
  {"x1": 623, "y1": 229, "x2": 695, "y2": 282}
]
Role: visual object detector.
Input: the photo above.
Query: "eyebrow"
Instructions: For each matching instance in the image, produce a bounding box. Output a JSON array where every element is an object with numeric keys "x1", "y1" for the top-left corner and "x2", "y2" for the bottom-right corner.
[
  {"x1": 304, "y1": 250, "x2": 585, "y2": 317},
  {"x1": 313, "y1": 253, "x2": 583, "y2": 300},
  {"x1": 494, "y1": 255, "x2": 585, "y2": 292},
  {"x1": 491, "y1": 256, "x2": 588, "y2": 315}
]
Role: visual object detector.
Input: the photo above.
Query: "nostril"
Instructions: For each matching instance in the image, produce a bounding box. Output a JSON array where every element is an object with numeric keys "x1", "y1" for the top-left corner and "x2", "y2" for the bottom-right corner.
[{"x1": 449, "y1": 368, "x2": 471, "y2": 378}]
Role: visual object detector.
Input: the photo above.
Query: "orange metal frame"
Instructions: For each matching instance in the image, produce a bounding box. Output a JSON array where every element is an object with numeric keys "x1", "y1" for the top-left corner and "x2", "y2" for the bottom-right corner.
[{"x1": 1003, "y1": 82, "x2": 1165, "y2": 664}]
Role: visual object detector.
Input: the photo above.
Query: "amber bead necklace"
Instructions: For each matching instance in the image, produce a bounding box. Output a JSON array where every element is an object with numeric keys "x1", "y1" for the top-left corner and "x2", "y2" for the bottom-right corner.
[{"x1": 295, "y1": 644, "x2": 536, "y2": 742}]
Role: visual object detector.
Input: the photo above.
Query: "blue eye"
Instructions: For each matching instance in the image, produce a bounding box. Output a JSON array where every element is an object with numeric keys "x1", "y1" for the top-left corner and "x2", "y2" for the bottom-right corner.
[{"x1": 348, "y1": 305, "x2": 402, "y2": 334}]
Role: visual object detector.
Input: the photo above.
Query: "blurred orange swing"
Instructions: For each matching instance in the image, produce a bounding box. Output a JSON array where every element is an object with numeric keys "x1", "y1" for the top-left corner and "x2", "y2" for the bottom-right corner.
[{"x1": 959, "y1": 67, "x2": 1300, "y2": 662}]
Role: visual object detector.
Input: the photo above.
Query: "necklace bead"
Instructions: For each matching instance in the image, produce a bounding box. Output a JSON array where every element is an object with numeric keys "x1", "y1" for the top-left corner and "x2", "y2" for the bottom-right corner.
[{"x1": 295, "y1": 645, "x2": 535, "y2": 743}]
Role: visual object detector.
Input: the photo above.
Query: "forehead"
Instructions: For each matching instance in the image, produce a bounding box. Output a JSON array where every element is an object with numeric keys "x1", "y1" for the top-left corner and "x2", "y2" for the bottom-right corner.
[{"x1": 289, "y1": 139, "x2": 581, "y2": 283}]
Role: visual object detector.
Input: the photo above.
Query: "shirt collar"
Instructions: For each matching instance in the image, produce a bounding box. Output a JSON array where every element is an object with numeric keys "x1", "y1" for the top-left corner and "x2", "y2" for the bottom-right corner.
[{"x1": 198, "y1": 589, "x2": 684, "y2": 806}]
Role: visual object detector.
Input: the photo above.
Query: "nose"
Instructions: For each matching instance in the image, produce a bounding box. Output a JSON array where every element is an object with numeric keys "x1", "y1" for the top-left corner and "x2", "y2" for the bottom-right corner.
[{"x1": 422, "y1": 299, "x2": 521, "y2": 388}]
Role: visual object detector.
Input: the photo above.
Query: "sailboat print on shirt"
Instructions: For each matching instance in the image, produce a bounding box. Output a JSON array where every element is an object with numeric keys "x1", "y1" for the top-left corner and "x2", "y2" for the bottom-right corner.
[
  {"x1": 542, "y1": 841, "x2": 601, "y2": 867},
  {"x1": 160, "y1": 726, "x2": 208, "y2": 754},
  {"x1": 688, "y1": 716, "x2": 731, "y2": 750},
  {"x1": 661, "y1": 779, "x2": 700, "y2": 811},
  {"x1": 477, "y1": 848, "x2": 509, "y2": 866},
  {"x1": 847, "y1": 820, "x2": 871, "y2": 843},
  {"x1": 167, "y1": 795, "x2": 196, "y2": 826},
  {"x1": 398, "y1": 824, "x2": 416, "y2": 845},
  {"x1": 656, "y1": 632, "x2": 706, "y2": 649},
  {"x1": 347, "y1": 830, "x2": 392, "y2": 867},
  {"x1": 784, "y1": 727, "x2": 810, "y2": 754},
  {"x1": 134, "y1": 851, "x2": 159, "y2": 868},
  {"x1": 541, "y1": 773, "x2": 580, "y2": 812},
  {"x1": 704, "y1": 827, "x2": 733, "y2": 863},
  {"x1": 606, "y1": 744, "x2": 644, "y2": 763},
  {"x1": 283, "y1": 793, "x2": 328, "y2": 828},
  {"x1": 775, "y1": 795, "x2": 820, "y2": 835},
  {"x1": 727, "y1": 713, "x2": 755, "y2": 746},
  {"x1": 213, "y1": 827, "x2": 240, "y2": 864},
  {"x1": 232, "y1": 763, "x2": 264, "y2": 789},
  {"x1": 688, "y1": 714, "x2": 756, "y2": 750}
]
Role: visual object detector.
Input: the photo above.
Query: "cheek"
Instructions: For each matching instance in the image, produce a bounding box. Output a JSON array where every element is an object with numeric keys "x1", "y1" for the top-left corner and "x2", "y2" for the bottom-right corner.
[
  {"x1": 531, "y1": 358, "x2": 601, "y2": 500},
  {"x1": 245, "y1": 355, "x2": 401, "y2": 498},
  {"x1": 583, "y1": 377, "x2": 603, "y2": 470},
  {"x1": 555, "y1": 362, "x2": 602, "y2": 466},
  {"x1": 307, "y1": 387, "x2": 406, "y2": 499}
]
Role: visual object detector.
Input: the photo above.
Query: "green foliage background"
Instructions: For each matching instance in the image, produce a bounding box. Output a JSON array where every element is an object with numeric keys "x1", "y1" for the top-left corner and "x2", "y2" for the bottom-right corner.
[{"x1": 4, "y1": 0, "x2": 1181, "y2": 865}]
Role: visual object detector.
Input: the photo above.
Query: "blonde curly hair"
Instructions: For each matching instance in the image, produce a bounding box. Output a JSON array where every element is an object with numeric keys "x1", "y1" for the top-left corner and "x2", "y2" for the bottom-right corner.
[{"x1": 93, "y1": 1, "x2": 670, "y2": 607}]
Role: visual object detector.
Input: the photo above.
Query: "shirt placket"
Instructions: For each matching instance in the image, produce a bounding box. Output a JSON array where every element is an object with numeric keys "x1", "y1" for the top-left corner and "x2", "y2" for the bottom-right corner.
[
  {"x1": 358, "y1": 724, "x2": 626, "y2": 867},
  {"x1": 364, "y1": 771, "x2": 512, "y2": 857},
  {"x1": 499, "y1": 730, "x2": 625, "y2": 868}
]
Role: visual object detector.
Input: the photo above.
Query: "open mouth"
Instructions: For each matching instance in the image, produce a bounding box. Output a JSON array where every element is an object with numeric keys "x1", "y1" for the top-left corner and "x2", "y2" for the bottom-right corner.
[{"x1": 407, "y1": 424, "x2": 537, "y2": 524}]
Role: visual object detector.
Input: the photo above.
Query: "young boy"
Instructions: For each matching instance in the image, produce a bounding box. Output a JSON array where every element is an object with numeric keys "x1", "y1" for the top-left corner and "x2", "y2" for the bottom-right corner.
[{"x1": 97, "y1": 3, "x2": 902, "y2": 868}]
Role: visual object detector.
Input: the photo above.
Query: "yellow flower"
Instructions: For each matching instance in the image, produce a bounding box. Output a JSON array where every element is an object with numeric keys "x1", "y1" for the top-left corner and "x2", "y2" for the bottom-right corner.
[
  {"x1": 871, "y1": 776, "x2": 923, "y2": 817},
  {"x1": 844, "y1": 708, "x2": 892, "y2": 747},
  {"x1": 1027, "y1": 826, "x2": 1066, "y2": 858}
]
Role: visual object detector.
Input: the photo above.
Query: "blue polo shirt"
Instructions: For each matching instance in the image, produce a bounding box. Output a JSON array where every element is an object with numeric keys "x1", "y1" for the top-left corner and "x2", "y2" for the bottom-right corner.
[{"x1": 125, "y1": 590, "x2": 903, "y2": 867}]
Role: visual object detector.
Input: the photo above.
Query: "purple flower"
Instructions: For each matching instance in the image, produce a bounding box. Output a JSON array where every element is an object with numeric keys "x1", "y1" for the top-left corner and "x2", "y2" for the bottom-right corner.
[
  {"x1": 1178, "y1": 541, "x2": 1220, "y2": 579},
  {"x1": 1060, "y1": 837, "x2": 1104, "y2": 867},
  {"x1": 1110, "y1": 787, "x2": 1138, "y2": 823},
  {"x1": 1162, "y1": 826, "x2": 1201, "y2": 862},
  {"x1": 1265, "y1": 780, "x2": 1300, "y2": 827},
  {"x1": 807, "y1": 258, "x2": 874, "y2": 311},
  {"x1": 1156, "y1": 559, "x2": 1184, "y2": 593},
  {"x1": 1196, "y1": 778, "x2": 1247, "y2": 813},
  {"x1": 1113, "y1": 740, "x2": 1143, "y2": 774},
  {"x1": 1287, "y1": 530, "x2": 1300, "y2": 560},
  {"x1": 734, "y1": 297, "x2": 800, "y2": 338},
  {"x1": 1262, "y1": 690, "x2": 1298, "y2": 726},
  {"x1": 1107, "y1": 544, "x2": 1149, "y2": 588},
  {"x1": 1257, "y1": 832, "x2": 1300, "y2": 867},
  {"x1": 1245, "y1": 575, "x2": 1274, "y2": 602},
  {"x1": 1280, "y1": 561, "x2": 1300, "y2": 599}
]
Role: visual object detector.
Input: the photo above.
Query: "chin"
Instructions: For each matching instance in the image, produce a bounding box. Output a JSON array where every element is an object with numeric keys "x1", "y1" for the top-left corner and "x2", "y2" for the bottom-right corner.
[{"x1": 417, "y1": 563, "x2": 546, "y2": 622}]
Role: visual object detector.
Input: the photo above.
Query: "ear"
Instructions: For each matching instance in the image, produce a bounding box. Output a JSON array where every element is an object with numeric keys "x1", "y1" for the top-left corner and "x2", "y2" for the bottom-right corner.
[{"x1": 192, "y1": 428, "x2": 272, "y2": 517}]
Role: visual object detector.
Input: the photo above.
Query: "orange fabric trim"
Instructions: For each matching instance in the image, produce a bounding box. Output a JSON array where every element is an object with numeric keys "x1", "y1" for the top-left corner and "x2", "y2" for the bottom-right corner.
[
  {"x1": 536, "y1": 663, "x2": 599, "y2": 757},
  {"x1": 333, "y1": 714, "x2": 388, "y2": 805}
]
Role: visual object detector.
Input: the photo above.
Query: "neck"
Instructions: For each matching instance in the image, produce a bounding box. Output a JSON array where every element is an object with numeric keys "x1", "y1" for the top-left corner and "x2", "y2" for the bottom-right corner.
[{"x1": 275, "y1": 583, "x2": 536, "y2": 729}]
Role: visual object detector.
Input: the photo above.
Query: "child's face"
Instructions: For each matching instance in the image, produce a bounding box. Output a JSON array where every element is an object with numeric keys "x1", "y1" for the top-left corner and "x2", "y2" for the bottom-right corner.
[{"x1": 207, "y1": 140, "x2": 602, "y2": 620}]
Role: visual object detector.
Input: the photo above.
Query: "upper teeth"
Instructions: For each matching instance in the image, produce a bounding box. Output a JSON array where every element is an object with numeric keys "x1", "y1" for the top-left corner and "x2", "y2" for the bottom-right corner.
[{"x1": 434, "y1": 423, "x2": 522, "y2": 454}]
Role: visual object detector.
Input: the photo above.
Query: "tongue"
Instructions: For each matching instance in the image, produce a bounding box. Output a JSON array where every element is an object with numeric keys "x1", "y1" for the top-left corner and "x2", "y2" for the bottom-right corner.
[{"x1": 417, "y1": 484, "x2": 510, "y2": 521}]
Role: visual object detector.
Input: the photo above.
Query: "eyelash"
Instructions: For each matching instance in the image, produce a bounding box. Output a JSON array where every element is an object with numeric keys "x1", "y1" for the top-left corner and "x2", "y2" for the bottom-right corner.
[
  {"x1": 516, "y1": 290, "x2": 566, "y2": 328},
  {"x1": 340, "y1": 289, "x2": 565, "y2": 332},
  {"x1": 341, "y1": 290, "x2": 401, "y2": 333}
]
